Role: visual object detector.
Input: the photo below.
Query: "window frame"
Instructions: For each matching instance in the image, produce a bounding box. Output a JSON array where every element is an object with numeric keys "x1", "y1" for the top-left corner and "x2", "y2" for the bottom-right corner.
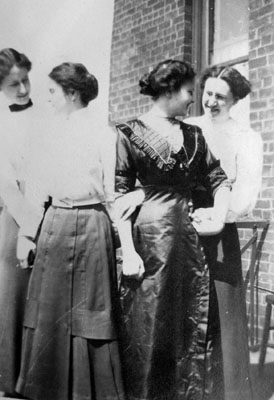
[{"x1": 191, "y1": 0, "x2": 249, "y2": 116}]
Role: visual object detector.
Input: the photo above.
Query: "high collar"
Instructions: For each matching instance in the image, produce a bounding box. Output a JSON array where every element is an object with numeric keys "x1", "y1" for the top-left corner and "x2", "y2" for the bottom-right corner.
[{"x1": 9, "y1": 99, "x2": 33, "y2": 112}]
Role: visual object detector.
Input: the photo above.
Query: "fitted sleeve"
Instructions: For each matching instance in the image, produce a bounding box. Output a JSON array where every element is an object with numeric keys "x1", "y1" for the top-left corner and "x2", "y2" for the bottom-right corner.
[
  {"x1": 99, "y1": 126, "x2": 116, "y2": 203},
  {"x1": 0, "y1": 155, "x2": 45, "y2": 239},
  {"x1": 226, "y1": 129, "x2": 263, "y2": 222},
  {"x1": 115, "y1": 126, "x2": 137, "y2": 194}
]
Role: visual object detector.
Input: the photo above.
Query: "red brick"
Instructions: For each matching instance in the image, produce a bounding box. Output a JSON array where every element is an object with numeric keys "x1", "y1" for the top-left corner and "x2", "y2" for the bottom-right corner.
[
  {"x1": 250, "y1": 56, "x2": 267, "y2": 69},
  {"x1": 249, "y1": 49, "x2": 257, "y2": 59},
  {"x1": 250, "y1": 100, "x2": 268, "y2": 109},
  {"x1": 262, "y1": 34, "x2": 272, "y2": 45},
  {"x1": 249, "y1": 29, "x2": 258, "y2": 41},
  {"x1": 263, "y1": 76, "x2": 273, "y2": 87},
  {"x1": 262, "y1": 131, "x2": 274, "y2": 141},
  {"x1": 259, "y1": 108, "x2": 274, "y2": 118},
  {"x1": 264, "y1": 154, "x2": 274, "y2": 164},
  {"x1": 250, "y1": 111, "x2": 259, "y2": 121},
  {"x1": 264, "y1": 120, "x2": 274, "y2": 130},
  {"x1": 263, "y1": 210, "x2": 272, "y2": 219},
  {"x1": 269, "y1": 53, "x2": 274, "y2": 64}
]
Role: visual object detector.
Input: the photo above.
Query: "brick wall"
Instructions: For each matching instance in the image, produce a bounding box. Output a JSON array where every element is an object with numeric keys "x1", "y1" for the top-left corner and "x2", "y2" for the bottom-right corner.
[
  {"x1": 248, "y1": 0, "x2": 274, "y2": 340},
  {"x1": 109, "y1": 0, "x2": 192, "y2": 123}
]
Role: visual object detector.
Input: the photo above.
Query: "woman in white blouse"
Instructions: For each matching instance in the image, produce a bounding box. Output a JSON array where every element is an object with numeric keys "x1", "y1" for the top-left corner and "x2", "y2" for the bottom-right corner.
[
  {"x1": 186, "y1": 66, "x2": 262, "y2": 400},
  {"x1": 0, "y1": 48, "x2": 41, "y2": 397},
  {"x1": 16, "y1": 63, "x2": 125, "y2": 400}
]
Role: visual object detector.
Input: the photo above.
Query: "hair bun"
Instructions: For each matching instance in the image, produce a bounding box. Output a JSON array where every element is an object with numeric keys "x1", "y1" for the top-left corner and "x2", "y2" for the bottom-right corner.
[
  {"x1": 49, "y1": 62, "x2": 98, "y2": 106},
  {"x1": 139, "y1": 73, "x2": 156, "y2": 96},
  {"x1": 139, "y1": 59, "x2": 195, "y2": 98},
  {"x1": 237, "y1": 75, "x2": 252, "y2": 99},
  {"x1": 86, "y1": 73, "x2": 98, "y2": 100}
]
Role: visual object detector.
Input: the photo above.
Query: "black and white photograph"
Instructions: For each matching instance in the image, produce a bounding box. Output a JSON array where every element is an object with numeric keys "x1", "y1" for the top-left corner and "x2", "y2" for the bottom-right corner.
[{"x1": 0, "y1": 1, "x2": 273, "y2": 399}]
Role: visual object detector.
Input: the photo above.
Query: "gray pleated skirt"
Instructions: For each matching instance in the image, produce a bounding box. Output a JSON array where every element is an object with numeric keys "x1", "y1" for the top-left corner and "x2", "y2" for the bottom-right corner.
[{"x1": 16, "y1": 204, "x2": 125, "y2": 400}]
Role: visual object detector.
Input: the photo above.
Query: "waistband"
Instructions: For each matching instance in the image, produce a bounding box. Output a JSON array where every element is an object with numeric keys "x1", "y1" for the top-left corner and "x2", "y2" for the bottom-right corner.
[{"x1": 51, "y1": 198, "x2": 102, "y2": 209}]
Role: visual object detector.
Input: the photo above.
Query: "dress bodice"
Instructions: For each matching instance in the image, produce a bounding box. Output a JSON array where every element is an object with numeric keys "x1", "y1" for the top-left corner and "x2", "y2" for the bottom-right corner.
[{"x1": 115, "y1": 118, "x2": 228, "y2": 197}]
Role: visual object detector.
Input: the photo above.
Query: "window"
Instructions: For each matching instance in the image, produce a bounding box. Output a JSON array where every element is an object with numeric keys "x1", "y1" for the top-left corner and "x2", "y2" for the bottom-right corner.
[
  {"x1": 211, "y1": 0, "x2": 248, "y2": 65},
  {"x1": 192, "y1": 0, "x2": 249, "y2": 124}
]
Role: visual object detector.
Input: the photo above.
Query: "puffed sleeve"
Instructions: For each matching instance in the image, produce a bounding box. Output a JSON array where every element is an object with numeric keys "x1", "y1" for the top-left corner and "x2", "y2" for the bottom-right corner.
[
  {"x1": 115, "y1": 125, "x2": 137, "y2": 194},
  {"x1": 197, "y1": 131, "x2": 231, "y2": 197},
  {"x1": 226, "y1": 129, "x2": 263, "y2": 222}
]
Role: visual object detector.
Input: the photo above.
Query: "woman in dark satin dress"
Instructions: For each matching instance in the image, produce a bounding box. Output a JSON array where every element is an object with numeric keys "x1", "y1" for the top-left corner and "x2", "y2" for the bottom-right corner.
[{"x1": 114, "y1": 59, "x2": 231, "y2": 400}]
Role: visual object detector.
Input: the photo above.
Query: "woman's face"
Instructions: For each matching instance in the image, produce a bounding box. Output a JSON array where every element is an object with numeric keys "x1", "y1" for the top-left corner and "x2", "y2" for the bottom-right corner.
[
  {"x1": 202, "y1": 77, "x2": 235, "y2": 120},
  {"x1": 170, "y1": 81, "x2": 194, "y2": 117},
  {"x1": 1, "y1": 65, "x2": 31, "y2": 105},
  {"x1": 47, "y1": 78, "x2": 70, "y2": 113}
]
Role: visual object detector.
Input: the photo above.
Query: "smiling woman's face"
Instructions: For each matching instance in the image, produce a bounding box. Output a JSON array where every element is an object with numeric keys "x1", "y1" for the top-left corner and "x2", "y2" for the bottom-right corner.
[
  {"x1": 1, "y1": 65, "x2": 31, "y2": 105},
  {"x1": 202, "y1": 77, "x2": 235, "y2": 120}
]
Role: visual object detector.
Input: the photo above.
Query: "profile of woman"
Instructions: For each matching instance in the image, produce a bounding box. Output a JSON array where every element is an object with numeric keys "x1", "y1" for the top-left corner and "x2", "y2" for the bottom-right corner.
[
  {"x1": 0, "y1": 48, "x2": 39, "y2": 397},
  {"x1": 114, "y1": 59, "x2": 231, "y2": 400},
  {"x1": 186, "y1": 65, "x2": 262, "y2": 400},
  {"x1": 15, "y1": 62, "x2": 125, "y2": 400}
]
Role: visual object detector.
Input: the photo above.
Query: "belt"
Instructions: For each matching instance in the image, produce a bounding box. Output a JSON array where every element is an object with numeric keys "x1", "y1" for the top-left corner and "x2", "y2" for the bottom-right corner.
[{"x1": 51, "y1": 198, "x2": 101, "y2": 209}]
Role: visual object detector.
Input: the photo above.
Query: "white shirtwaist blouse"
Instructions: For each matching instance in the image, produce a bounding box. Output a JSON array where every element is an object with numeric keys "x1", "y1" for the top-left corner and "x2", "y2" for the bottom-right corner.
[
  {"x1": 24, "y1": 106, "x2": 116, "y2": 236},
  {"x1": 0, "y1": 106, "x2": 42, "y2": 238},
  {"x1": 185, "y1": 115, "x2": 263, "y2": 222}
]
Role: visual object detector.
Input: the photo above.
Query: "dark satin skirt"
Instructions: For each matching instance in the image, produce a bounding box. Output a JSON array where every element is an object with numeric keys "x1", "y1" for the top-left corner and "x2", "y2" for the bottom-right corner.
[
  {"x1": 119, "y1": 187, "x2": 210, "y2": 400},
  {"x1": 202, "y1": 223, "x2": 253, "y2": 400},
  {"x1": 0, "y1": 207, "x2": 31, "y2": 394},
  {"x1": 16, "y1": 204, "x2": 125, "y2": 400}
]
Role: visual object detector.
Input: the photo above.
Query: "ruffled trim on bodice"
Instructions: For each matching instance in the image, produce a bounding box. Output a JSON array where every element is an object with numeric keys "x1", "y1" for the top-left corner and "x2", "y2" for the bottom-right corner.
[{"x1": 115, "y1": 119, "x2": 203, "y2": 172}]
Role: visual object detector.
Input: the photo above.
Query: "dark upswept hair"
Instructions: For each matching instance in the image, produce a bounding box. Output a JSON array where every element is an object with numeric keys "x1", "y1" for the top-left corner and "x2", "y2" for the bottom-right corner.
[
  {"x1": 200, "y1": 65, "x2": 251, "y2": 100},
  {"x1": 49, "y1": 62, "x2": 98, "y2": 106},
  {"x1": 0, "y1": 48, "x2": 32, "y2": 86},
  {"x1": 139, "y1": 59, "x2": 195, "y2": 99}
]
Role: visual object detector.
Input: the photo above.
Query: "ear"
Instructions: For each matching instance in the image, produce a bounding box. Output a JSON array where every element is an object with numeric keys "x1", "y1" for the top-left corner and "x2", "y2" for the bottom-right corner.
[
  {"x1": 67, "y1": 90, "x2": 79, "y2": 103},
  {"x1": 233, "y1": 96, "x2": 239, "y2": 106},
  {"x1": 165, "y1": 90, "x2": 173, "y2": 99}
]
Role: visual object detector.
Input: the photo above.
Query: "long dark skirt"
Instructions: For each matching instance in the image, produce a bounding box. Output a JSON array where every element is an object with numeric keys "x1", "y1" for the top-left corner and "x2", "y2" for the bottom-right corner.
[
  {"x1": 119, "y1": 188, "x2": 210, "y2": 400},
  {"x1": 16, "y1": 204, "x2": 125, "y2": 400},
  {"x1": 0, "y1": 207, "x2": 31, "y2": 394},
  {"x1": 202, "y1": 223, "x2": 253, "y2": 400}
]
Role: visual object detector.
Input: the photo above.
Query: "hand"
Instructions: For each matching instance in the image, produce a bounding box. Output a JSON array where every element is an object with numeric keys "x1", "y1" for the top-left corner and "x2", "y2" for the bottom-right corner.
[
  {"x1": 122, "y1": 250, "x2": 145, "y2": 279},
  {"x1": 192, "y1": 218, "x2": 224, "y2": 236},
  {"x1": 17, "y1": 236, "x2": 36, "y2": 269},
  {"x1": 190, "y1": 207, "x2": 224, "y2": 236},
  {"x1": 190, "y1": 207, "x2": 214, "y2": 222},
  {"x1": 115, "y1": 189, "x2": 145, "y2": 221}
]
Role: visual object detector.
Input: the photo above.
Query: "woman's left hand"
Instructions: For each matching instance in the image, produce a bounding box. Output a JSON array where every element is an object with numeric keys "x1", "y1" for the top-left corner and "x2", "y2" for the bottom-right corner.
[
  {"x1": 122, "y1": 250, "x2": 145, "y2": 279},
  {"x1": 16, "y1": 236, "x2": 36, "y2": 269},
  {"x1": 190, "y1": 207, "x2": 225, "y2": 236}
]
